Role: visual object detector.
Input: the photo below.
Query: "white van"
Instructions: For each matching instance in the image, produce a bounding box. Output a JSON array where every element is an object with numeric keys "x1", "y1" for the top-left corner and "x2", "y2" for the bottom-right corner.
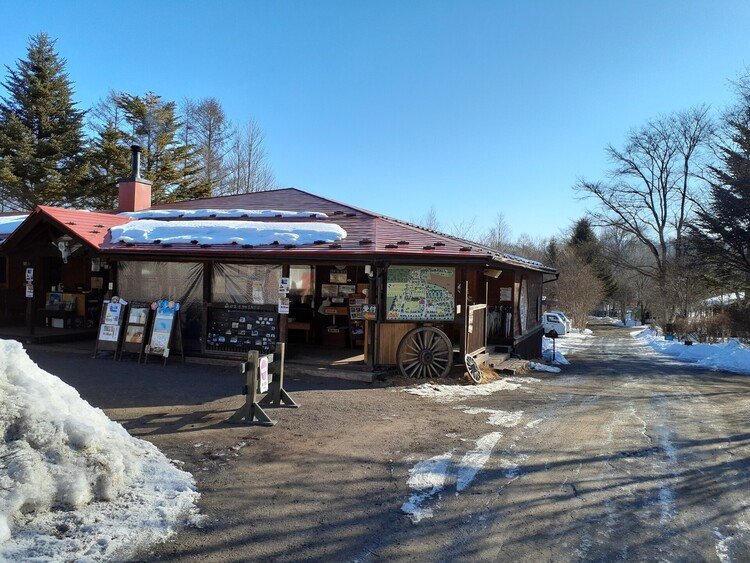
[
  {"x1": 550, "y1": 310, "x2": 573, "y2": 332},
  {"x1": 543, "y1": 312, "x2": 568, "y2": 336}
]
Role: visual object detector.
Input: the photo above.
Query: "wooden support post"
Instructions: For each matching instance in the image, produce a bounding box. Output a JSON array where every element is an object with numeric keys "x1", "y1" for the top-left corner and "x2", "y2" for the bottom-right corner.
[
  {"x1": 228, "y1": 350, "x2": 276, "y2": 426},
  {"x1": 260, "y1": 342, "x2": 299, "y2": 409}
]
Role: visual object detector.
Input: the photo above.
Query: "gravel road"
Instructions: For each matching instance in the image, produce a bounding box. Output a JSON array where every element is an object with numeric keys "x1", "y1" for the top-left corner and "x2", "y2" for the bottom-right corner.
[{"x1": 28, "y1": 325, "x2": 750, "y2": 561}]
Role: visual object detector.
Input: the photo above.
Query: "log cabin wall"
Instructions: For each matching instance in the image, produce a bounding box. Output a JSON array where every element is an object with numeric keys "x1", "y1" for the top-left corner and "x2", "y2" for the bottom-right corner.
[{"x1": 0, "y1": 256, "x2": 26, "y2": 325}]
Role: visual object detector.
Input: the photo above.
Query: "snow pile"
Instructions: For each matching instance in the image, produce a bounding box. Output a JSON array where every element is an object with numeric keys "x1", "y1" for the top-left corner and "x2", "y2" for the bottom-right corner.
[
  {"x1": 529, "y1": 361, "x2": 561, "y2": 373},
  {"x1": 119, "y1": 208, "x2": 328, "y2": 219},
  {"x1": 543, "y1": 330, "x2": 596, "y2": 364},
  {"x1": 634, "y1": 329, "x2": 750, "y2": 375},
  {"x1": 0, "y1": 215, "x2": 27, "y2": 238},
  {"x1": 110, "y1": 219, "x2": 346, "y2": 246},
  {"x1": 0, "y1": 339, "x2": 199, "y2": 561},
  {"x1": 542, "y1": 337, "x2": 570, "y2": 365},
  {"x1": 403, "y1": 377, "x2": 537, "y2": 403}
]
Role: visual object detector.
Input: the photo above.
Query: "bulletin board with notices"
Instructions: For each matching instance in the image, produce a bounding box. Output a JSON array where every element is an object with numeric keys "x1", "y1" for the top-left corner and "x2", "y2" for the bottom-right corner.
[{"x1": 205, "y1": 303, "x2": 279, "y2": 357}]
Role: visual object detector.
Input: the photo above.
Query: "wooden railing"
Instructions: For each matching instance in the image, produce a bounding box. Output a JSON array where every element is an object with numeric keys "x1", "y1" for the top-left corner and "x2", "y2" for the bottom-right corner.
[{"x1": 467, "y1": 304, "x2": 487, "y2": 356}]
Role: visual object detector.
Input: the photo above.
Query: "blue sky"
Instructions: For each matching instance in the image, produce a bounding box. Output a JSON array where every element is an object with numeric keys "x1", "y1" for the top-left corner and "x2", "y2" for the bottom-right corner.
[{"x1": 1, "y1": 1, "x2": 748, "y2": 239}]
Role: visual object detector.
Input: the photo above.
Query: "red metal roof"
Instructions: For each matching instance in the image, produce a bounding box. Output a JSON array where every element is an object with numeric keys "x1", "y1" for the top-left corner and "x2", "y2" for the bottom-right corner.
[
  {"x1": 1, "y1": 190, "x2": 555, "y2": 274},
  {"x1": 0, "y1": 206, "x2": 130, "y2": 251},
  {"x1": 110, "y1": 188, "x2": 555, "y2": 273}
]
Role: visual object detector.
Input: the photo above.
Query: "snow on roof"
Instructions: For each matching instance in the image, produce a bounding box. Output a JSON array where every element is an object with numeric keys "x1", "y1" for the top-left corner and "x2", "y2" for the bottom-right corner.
[
  {"x1": 119, "y1": 208, "x2": 328, "y2": 219},
  {"x1": 0, "y1": 339, "x2": 199, "y2": 560},
  {"x1": 0, "y1": 214, "x2": 28, "y2": 238},
  {"x1": 500, "y1": 252, "x2": 545, "y2": 269},
  {"x1": 110, "y1": 219, "x2": 347, "y2": 245}
]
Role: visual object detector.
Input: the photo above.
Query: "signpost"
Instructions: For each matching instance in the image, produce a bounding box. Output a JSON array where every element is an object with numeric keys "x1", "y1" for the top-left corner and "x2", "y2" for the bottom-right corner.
[
  {"x1": 93, "y1": 297, "x2": 127, "y2": 358},
  {"x1": 548, "y1": 329, "x2": 559, "y2": 363},
  {"x1": 119, "y1": 301, "x2": 151, "y2": 361},
  {"x1": 25, "y1": 267, "x2": 34, "y2": 335},
  {"x1": 144, "y1": 300, "x2": 184, "y2": 365},
  {"x1": 228, "y1": 342, "x2": 299, "y2": 426}
]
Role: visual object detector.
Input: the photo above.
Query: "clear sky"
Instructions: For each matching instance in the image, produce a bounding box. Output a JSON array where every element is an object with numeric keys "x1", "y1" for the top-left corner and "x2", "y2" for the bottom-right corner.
[{"x1": 1, "y1": 0, "x2": 749, "y2": 240}]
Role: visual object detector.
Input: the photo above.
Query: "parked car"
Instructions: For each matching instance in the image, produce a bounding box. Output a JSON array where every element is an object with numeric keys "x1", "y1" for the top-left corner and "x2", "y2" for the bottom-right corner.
[
  {"x1": 543, "y1": 312, "x2": 568, "y2": 336},
  {"x1": 550, "y1": 310, "x2": 573, "y2": 332}
]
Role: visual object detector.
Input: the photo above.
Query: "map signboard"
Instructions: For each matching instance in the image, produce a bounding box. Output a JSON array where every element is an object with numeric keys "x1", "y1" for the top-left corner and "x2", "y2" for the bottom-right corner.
[{"x1": 386, "y1": 266, "x2": 455, "y2": 321}]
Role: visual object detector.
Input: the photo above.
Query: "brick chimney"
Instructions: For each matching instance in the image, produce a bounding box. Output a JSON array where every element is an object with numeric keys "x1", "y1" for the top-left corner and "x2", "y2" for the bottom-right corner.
[{"x1": 117, "y1": 145, "x2": 152, "y2": 212}]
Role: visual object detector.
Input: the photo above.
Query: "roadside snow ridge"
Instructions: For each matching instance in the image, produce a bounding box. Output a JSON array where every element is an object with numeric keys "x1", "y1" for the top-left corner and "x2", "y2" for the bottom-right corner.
[{"x1": 0, "y1": 339, "x2": 199, "y2": 561}]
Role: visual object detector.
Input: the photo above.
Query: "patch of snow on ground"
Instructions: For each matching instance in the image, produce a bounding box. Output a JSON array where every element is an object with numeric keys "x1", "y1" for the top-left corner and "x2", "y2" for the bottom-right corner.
[
  {"x1": 400, "y1": 453, "x2": 453, "y2": 523},
  {"x1": 529, "y1": 361, "x2": 561, "y2": 373},
  {"x1": 454, "y1": 406, "x2": 524, "y2": 427},
  {"x1": 634, "y1": 329, "x2": 750, "y2": 375},
  {"x1": 110, "y1": 219, "x2": 346, "y2": 246},
  {"x1": 0, "y1": 339, "x2": 199, "y2": 561},
  {"x1": 456, "y1": 432, "x2": 504, "y2": 491},
  {"x1": 404, "y1": 378, "x2": 523, "y2": 403},
  {"x1": 714, "y1": 522, "x2": 750, "y2": 562}
]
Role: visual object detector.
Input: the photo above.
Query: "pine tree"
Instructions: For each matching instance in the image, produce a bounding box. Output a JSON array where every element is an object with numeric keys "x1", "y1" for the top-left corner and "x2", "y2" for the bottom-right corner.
[
  {"x1": 568, "y1": 218, "x2": 619, "y2": 299},
  {"x1": 82, "y1": 93, "x2": 131, "y2": 209},
  {"x1": 690, "y1": 108, "x2": 750, "y2": 293},
  {"x1": 114, "y1": 92, "x2": 205, "y2": 203},
  {"x1": 0, "y1": 33, "x2": 87, "y2": 210}
]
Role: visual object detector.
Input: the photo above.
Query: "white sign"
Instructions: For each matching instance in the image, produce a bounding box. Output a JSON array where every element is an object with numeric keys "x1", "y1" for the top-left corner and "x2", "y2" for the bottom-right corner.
[
  {"x1": 500, "y1": 287, "x2": 512, "y2": 301},
  {"x1": 259, "y1": 356, "x2": 269, "y2": 393},
  {"x1": 98, "y1": 324, "x2": 120, "y2": 342},
  {"x1": 278, "y1": 277, "x2": 290, "y2": 294},
  {"x1": 25, "y1": 283, "x2": 34, "y2": 298},
  {"x1": 278, "y1": 297, "x2": 290, "y2": 315},
  {"x1": 25, "y1": 267, "x2": 34, "y2": 282}
]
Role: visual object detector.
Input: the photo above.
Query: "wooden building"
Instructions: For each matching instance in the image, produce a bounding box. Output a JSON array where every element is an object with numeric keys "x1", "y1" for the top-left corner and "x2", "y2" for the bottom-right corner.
[{"x1": 0, "y1": 152, "x2": 557, "y2": 375}]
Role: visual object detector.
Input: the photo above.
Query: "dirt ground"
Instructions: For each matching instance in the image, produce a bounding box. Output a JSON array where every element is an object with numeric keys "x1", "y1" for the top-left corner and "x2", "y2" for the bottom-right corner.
[{"x1": 26, "y1": 324, "x2": 750, "y2": 561}]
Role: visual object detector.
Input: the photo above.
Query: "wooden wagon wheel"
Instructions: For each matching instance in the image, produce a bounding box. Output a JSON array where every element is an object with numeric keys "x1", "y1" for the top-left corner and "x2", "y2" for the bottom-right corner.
[{"x1": 397, "y1": 326, "x2": 454, "y2": 378}]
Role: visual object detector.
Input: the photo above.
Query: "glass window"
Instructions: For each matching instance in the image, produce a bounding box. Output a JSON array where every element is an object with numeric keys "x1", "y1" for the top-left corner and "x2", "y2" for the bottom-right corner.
[
  {"x1": 211, "y1": 263, "x2": 281, "y2": 305},
  {"x1": 289, "y1": 265, "x2": 315, "y2": 299}
]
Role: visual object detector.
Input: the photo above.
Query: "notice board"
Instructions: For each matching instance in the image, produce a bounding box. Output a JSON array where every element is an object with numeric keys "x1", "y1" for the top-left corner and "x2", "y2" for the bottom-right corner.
[
  {"x1": 94, "y1": 297, "x2": 126, "y2": 355},
  {"x1": 119, "y1": 301, "x2": 151, "y2": 359},
  {"x1": 205, "y1": 303, "x2": 278, "y2": 356}
]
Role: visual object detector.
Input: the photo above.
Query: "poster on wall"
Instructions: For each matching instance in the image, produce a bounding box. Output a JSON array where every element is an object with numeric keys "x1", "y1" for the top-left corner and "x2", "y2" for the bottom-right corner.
[
  {"x1": 519, "y1": 279, "x2": 528, "y2": 333},
  {"x1": 499, "y1": 287, "x2": 512, "y2": 301},
  {"x1": 385, "y1": 266, "x2": 455, "y2": 321}
]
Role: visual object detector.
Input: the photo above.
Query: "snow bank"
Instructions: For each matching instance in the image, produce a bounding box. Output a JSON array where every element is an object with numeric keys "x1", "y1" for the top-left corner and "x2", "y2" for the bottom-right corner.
[
  {"x1": 403, "y1": 377, "x2": 537, "y2": 403},
  {"x1": 119, "y1": 208, "x2": 328, "y2": 219},
  {"x1": 110, "y1": 219, "x2": 346, "y2": 246},
  {"x1": 542, "y1": 337, "x2": 570, "y2": 365},
  {"x1": 0, "y1": 339, "x2": 199, "y2": 561},
  {"x1": 634, "y1": 330, "x2": 750, "y2": 375},
  {"x1": 0, "y1": 215, "x2": 27, "y2": 237},
  {"x1": 542, "y1": 330, "x2": 596, "y2": 365},
  {"x1": 529, "y1": 361, "x2": 561, "y2": 373}
]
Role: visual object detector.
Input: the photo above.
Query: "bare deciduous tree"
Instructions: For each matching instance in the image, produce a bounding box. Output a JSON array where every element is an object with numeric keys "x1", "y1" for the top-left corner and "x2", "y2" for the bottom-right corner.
[
  {"x1": 480, "y1": 212, "x2": 512, "y2": 251},
  {"x1": 222, "y1": 120, "x2": 276, "y2": 194},
  {"x1": 576, "y1": 106, "x2": 713, "y2": 321},
  {"x1": 552, "y1": 248, "x2": 606, "y2": 329}
]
